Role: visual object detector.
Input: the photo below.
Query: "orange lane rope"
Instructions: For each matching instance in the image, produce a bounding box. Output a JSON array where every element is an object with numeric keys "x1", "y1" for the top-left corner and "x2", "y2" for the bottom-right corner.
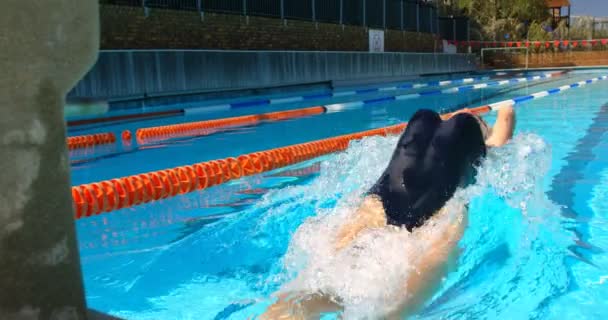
[
  {"x1": 135, "y1": 106, "x2": 326, "y2": 143},
  {"x1": 72, "y1": 106, "x2": 490, "y2": 219},
  {"x1": 67, "y1": 132, "x2": 116, "y2": 150}
]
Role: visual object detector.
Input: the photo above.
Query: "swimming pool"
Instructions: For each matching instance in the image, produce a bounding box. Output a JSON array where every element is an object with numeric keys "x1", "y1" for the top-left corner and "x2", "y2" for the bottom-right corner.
[{"x1": 72, "y1": 68, "x2": 608, "y2": 319}]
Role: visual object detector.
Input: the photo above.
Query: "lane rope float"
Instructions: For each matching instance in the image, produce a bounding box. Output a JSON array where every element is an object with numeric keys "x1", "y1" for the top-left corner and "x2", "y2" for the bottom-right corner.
[
  {"x1": 184, "y1": 75, "x2": 493, "y2": 115},
  {"x1": 138, "y1": 72, "x2": 564, "y2": 144},
  {"x1": 72, "y1": 75, "x2": 607, "y2": 218},
  {"x1": 67, "y1": 132, "x2": 116, "y2": 150},
  {"x1": 136, "y1": 106, "x2": 326, "y2": 143},
  {"x1": 323, "y1": 71, "x2": 564, "y2": 112}
]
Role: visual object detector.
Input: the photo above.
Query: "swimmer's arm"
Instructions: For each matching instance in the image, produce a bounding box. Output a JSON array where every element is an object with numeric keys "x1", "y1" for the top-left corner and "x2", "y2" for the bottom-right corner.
[
  {"x1": 261, "y1": 292, "x2": 341, "y2": 320},
  {"x1": 485, "y1": 104, "x2": 515, "y2": 147},
  {"x1": 335, "y1": 196, "x2": 387, "y2": 250}
]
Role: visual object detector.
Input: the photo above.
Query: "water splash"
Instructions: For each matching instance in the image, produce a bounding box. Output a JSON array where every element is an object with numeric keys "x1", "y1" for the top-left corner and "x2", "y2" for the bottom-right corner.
[
  {"x1": 102, "y1": 132, "x2": 569, "y2": 320},
  {"x1": 262, "y1": 133, "x2": 567, "y2": 319}
]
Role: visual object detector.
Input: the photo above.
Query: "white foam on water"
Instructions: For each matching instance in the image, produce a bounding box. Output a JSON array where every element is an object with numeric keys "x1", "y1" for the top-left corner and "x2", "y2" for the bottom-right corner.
[
  {"x1": 325, "y1": 102, "x2": 364, "y2": 113},
  {"x1": 262, "y1": 133, "x2": 555, "y2": 319}
]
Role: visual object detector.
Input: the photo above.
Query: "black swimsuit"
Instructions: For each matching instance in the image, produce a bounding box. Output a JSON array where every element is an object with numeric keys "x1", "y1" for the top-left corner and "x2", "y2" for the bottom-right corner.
[{"x1": 368, "y1": 109, "x2": 486, "y2": 231}]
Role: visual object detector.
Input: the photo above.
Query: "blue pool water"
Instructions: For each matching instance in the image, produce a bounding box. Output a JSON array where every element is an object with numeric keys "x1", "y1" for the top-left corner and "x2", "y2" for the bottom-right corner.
[{"x1": 73, "y1": 69, "x2": 608, "y2": 319}]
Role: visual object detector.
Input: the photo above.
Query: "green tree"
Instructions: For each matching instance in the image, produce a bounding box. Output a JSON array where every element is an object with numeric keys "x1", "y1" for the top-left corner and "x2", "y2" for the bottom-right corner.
[{"x1": 457, "y1": 0, "x2": 550, "y2": 40}]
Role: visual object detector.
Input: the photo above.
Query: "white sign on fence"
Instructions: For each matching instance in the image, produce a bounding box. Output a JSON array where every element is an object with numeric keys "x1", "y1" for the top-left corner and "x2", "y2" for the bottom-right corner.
[{"x1": 369, "y1": 29, "x2": 385, "y2": 52}]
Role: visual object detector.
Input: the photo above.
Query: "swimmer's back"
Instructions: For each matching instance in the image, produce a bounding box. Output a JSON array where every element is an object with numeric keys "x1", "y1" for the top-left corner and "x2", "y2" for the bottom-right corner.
[{"x1": 369, "y1": 109, "x2": 486, "y2": 230}]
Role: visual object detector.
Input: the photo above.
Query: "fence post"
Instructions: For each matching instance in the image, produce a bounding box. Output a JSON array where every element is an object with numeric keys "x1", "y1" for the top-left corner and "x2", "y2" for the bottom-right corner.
[
  {"x1": 142, "y1": 0, "x2": 149, "y2": 17},
  {"x1": 197, "y1": 0, "x2": 204, "y2": 21},
  {"x1": 467, "y1": 18, "x2": 470, "y2": 42},
  {"x1": 340, "y1": 0, "x2": 343, "y2": 25},
  {"x1": 452, "y1": 18, "x2": 456, "y2": 41},
  {"x1": 416, "y1": 1, "x2": 420, "y2": 32},
  {"x1": 243, "y1": 0, "x2": 248, "y2": 24},
  {"x1": 383, "y1": 0, "x2": 386, "y2": 29},
  {"x1": 363, "y1": 0, "x2": 367, "y2": 27},
  {"x1": 434, "y1": 8, "x2": 439, "y2": 34},
  {"x1": 429, "y1": 5, "x2": 432, "y2": 33},
  {"x1": 400, "y1": 0, "x2": 404, "y2": 30},
  {"x1": 312, "y1": 0, "x2": 316, "y2": 22},
  {"x1": 281, "y1": 0, "x2": 284, "y2": 19}
]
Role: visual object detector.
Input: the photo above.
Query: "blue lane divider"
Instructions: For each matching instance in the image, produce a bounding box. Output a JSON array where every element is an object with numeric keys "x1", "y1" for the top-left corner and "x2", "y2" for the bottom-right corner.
[
  {"x1": 487, "y1": 75, "x2": 608, "y2": 111},
  {"x1": 231, "y1": 99, "x2": 270, "y2": 108},
  {"x1": 323, "y1": 72, "x2": 563, "y2": 113},
  {"x1": 364, "y1": 96, "x2": 396, "y2": 105},
  {"x1": 419, "y1": 90, "x2": 442, "y2": 96},
  {"x1": 398, "y1": 84, "x2": 414, "y2": 89},
  {"x1": 457, "y1": 85, "x2": 475, "y2": 91},
  {"x1": 356, "y1": 88, "x2": 379, "y2": 94},
  {"x1": 512, "y1": 95, "x2": 535, "y2": 103},
  {"x1": 186, "y1": 75, "x2": 491, "y2": 115}
]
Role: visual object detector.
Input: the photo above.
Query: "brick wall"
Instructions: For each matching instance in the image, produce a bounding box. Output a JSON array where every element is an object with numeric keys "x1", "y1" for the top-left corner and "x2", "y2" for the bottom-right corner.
[
  {"x1": 486, "y1": 51, "x2": 608, "y2": 68},
  {"x1": 100, "y1": 4, "x2": 439, "y2": 52}
]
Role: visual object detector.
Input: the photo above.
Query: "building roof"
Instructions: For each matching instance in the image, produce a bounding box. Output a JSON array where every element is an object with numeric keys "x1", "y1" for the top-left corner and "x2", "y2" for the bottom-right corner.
[{"x1": 546, "y1": 0, "x2": 571, "y2": 8}]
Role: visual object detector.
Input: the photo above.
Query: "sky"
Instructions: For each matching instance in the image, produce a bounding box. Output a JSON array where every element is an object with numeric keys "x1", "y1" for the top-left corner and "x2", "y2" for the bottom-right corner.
[{"x1": 569, "y1": 0, "x2": 608, "y2": 17}]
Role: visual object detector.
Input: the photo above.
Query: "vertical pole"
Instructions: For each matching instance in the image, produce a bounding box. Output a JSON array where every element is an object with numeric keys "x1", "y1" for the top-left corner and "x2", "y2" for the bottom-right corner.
[
  {"x1": 416, "y1": 1, "x2": 420, "y2": 32},
  {"x1": 435, "y1": 7, "x2": 439, "y2": 35},
  {"x1": 243, "y1": 0, "x2": 248, "y2": 24},
  {"x1": 400, "y1": 0, "x2": 403, "y2": 30},
  {"x1": 312, "y1": 0, "x2": 316, "y2": 22},
  {"x1": 453, "y1": 18, "x2": 456, "y2": 41},
  {"x1": 363, "y1": 0, "x2": 366, "y2": 27},
  {"x1": 340, "y1": 0, "x2": 343, "y2": 25},
  {"x1": 592, "y1": 17, "x2": 595, "y2": 40},
  {"x1": 429, "y1": 4, "x2": 432, "y2": 33},
  {"x1": 467, "y1": 18, "x2": 470, "y2": 42},
  {"x1": 383, "y1": 0, "x2": 386, "y2": 29},
  {"x1": 143, "y1": 0, "x2": 149, "y2": 17},
  {"x1": 568, "y1": 6, "x2": 570, "y2": 38},
  {"x1": 280, "y1": 0, "x2": 284, "y2": 19}
]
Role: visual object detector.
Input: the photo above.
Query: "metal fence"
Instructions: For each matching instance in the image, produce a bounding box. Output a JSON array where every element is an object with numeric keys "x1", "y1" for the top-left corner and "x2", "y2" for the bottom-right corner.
[
  {"x1": 438, "y1": 16, "x2": 469, "y2": 41},
  {"x1": 101, "y1": 0, "x2": 438, "y2": 33}
]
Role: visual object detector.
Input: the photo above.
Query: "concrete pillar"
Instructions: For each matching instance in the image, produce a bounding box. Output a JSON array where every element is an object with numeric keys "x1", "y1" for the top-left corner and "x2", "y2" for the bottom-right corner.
[{"x1": 0, "y1": 1, "x2": 99, "y2": 319}]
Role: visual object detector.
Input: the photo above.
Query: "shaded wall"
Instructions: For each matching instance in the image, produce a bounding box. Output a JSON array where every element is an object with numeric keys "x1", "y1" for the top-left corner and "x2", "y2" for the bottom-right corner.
[{"x1": 68, "y1": 50, "x2": 477, "y2": 100}]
